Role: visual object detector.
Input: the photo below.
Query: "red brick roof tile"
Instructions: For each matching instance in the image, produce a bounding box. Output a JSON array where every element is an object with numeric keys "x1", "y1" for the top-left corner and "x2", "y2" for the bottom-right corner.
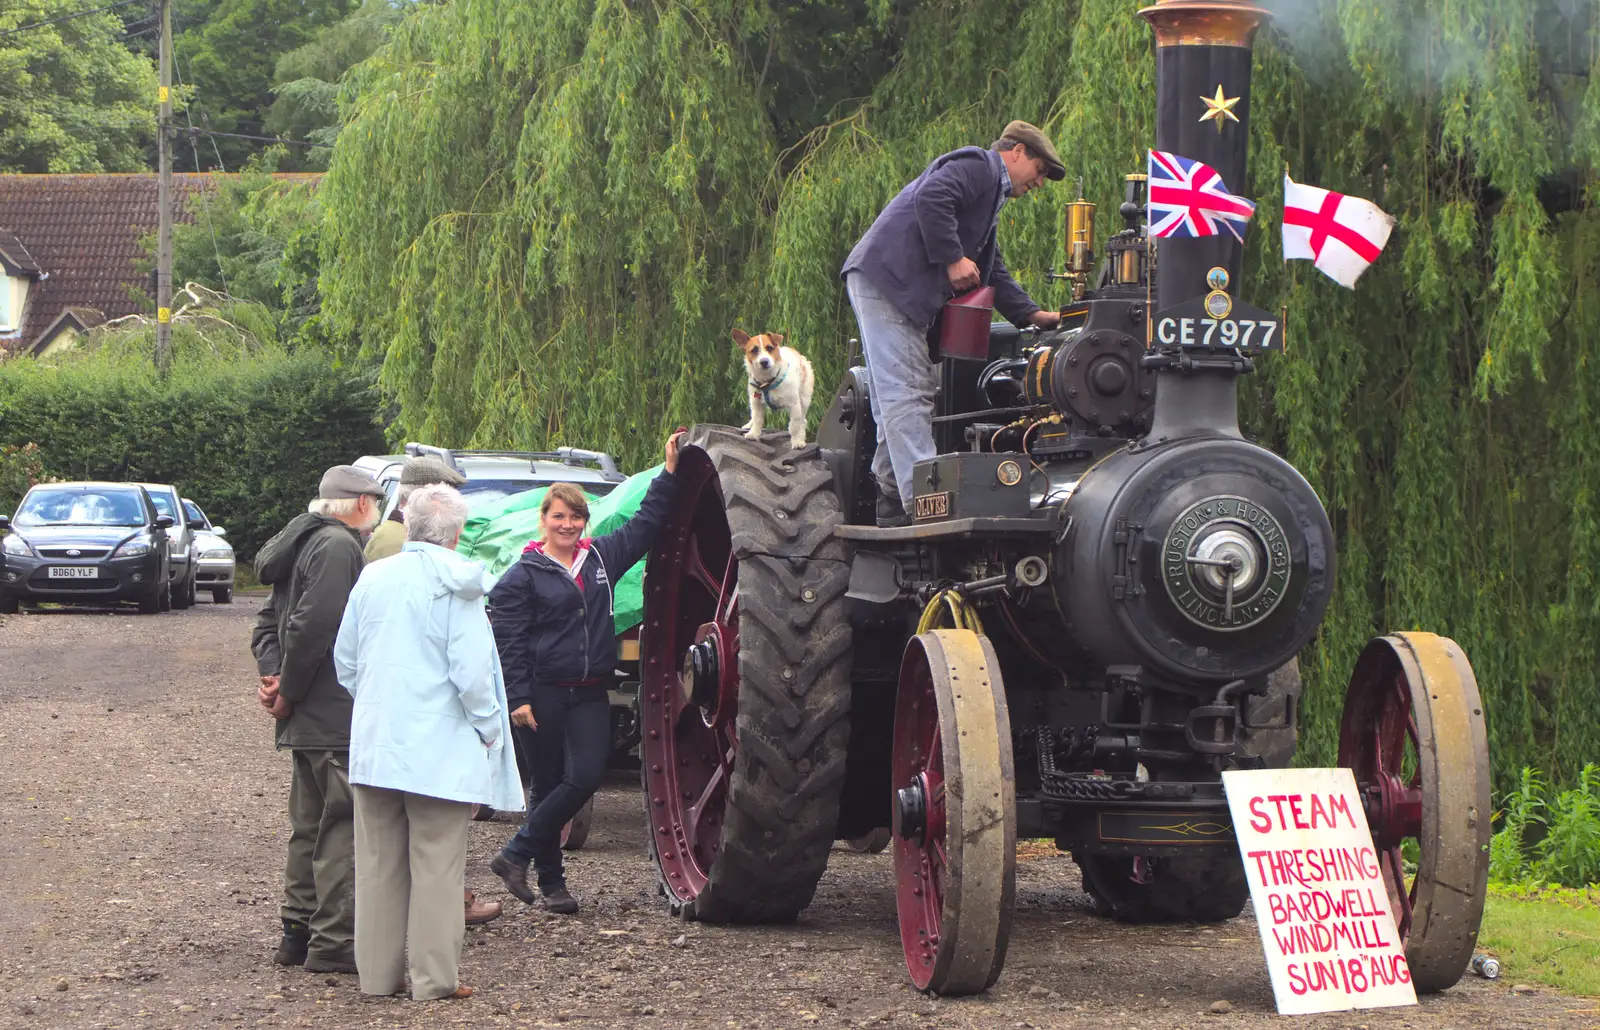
[{"x1": 0, "y1": 173, "x2": 320, "y2": 356}]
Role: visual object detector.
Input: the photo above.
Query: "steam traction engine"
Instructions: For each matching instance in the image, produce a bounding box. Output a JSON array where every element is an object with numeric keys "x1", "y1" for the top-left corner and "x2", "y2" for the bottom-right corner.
[{"x1": 638, "y1": 0, "x2": 1492, "y2": 998}]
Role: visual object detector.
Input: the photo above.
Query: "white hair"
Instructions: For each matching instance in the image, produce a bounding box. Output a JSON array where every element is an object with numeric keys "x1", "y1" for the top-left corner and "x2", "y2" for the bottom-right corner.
[
  {"x1": 308, "y1": 496, "x2": 362, "y2": 517},
  {"x1": 405, "y1": 484, "x2": 470, "y2": 546},
  {"x1": 396, "y1": 483, "x2": 419, "y2": 507}
]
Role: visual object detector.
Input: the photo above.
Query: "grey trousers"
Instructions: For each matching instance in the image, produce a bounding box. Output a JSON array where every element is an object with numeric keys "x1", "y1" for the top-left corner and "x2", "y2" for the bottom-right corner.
[
  {"x1": 353, "y1": 785, "x2": 472, "y2": 1001},
  {"x1": 283, "y1": 749, "x2": 355, "y2": 961},
  {"x1": 845, "y1": 271, "x2": 940, "y2": 512}
]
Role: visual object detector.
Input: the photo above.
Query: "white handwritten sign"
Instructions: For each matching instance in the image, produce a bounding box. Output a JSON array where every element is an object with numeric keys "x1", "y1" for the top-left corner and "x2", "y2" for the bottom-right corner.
[{"x1": 1222, "y1": 767, "x2": 1417, "y2": 1015}]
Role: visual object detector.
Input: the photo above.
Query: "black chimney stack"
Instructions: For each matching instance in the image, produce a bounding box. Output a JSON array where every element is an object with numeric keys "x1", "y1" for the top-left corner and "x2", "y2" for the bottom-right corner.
[{"x1": 1137, "y1": 1, "x2": 1272, "y2": 443}]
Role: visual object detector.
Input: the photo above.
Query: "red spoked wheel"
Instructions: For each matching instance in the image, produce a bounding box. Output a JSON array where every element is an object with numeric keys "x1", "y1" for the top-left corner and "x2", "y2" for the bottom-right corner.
[
  {"x1": 892, "y1": 630, "x2": 1015, "y2": 995},
  {"x1": 1338, "y1": 632, "x2": 1490, "y2": 994},
  {"x1": 639, "y1": 426, "x2": 852, "y2": 923}
]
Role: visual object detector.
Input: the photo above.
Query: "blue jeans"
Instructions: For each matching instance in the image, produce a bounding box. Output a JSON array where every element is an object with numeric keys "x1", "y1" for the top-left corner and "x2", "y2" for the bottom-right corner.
[
  {"x1": 845, "y1": 272, "x2": 939, "y2": 513},
  {"x1": 501, "y1": 685, "x2": 609, "y2": 891}
]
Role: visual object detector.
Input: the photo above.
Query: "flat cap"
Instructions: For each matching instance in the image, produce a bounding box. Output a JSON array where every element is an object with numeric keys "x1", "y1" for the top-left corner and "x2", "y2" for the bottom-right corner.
[
  {"x1": 1002, "y1": 120, "x2": 1065, "y2": 181},
  {"x1": 319, "y1": 464, "x2": 386, "y2": 500},
  {"x1": 400, "y1": 455, "x2": 466, "y2": 487}
]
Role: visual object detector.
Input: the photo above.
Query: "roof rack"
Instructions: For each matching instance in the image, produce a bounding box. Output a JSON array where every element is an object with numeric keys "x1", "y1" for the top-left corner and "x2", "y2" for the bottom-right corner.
[{"x1": 402, "y1": 442, "x2": 626, "y2": 482}]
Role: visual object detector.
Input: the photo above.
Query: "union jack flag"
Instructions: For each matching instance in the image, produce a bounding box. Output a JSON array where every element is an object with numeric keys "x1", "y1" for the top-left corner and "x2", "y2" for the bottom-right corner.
[{"x1": 1147, "y1": 150, "x2": 1256, "y2": 242}]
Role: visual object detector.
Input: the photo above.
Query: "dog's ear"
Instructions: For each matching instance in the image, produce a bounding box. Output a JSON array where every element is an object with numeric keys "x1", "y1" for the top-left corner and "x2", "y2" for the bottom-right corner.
[
  {"x1": 770, "y1": 334, "x2": 785, "y2": 349},
  {"x1": 731, "y1": 328, "x2": 750, "y2": 349}
]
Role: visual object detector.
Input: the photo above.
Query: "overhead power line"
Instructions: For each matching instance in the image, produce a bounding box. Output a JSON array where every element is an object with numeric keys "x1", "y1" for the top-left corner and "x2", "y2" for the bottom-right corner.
[
  {"x1": 182, "y1": 126, "x2": 330, "y2": 149},
  {"x1": 0, "y1": 0, "x2": 144, "y2": 40}
]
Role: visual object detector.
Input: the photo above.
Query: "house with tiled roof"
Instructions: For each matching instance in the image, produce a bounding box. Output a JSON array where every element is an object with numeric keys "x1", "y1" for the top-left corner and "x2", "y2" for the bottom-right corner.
[{"x1": 0, "y1": 173, "x2": 319, "y2": 358}]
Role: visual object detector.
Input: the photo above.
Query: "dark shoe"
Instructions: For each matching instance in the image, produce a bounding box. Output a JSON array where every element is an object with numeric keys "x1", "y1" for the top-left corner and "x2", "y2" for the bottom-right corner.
[
  {"x1": 303, "y1": 951, "x2": 358, "y2": 975},
  {"x1": 464, "y1": 889, "x2": 503, "y2": 926},
  {"x1": 541, "y1": 886, "x2": 579, "y2": 914},
  {"x1": 488, "y1": 853, "x2": 535, "y2": 904},
  {"x1": 875, "y1": 495, "x2": 910, "y2": 528},
  {"x1": 272, "y1": 918, "x2": 309, "y2": 966}
]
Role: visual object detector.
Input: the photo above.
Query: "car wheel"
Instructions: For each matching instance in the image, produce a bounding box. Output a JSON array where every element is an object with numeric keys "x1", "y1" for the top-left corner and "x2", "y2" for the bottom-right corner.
[
  {"x1": 172, "y1": 573, "x2": 192, "y2": 609},
  {"x1": 0, "y1": 594, "x2": 18, "y2": 615},
  {"x1": 157, "y1": 578, "x2": 172, "y2": 612},
  {"x1": 137, "y1": 585, "x2": 161, "y2": 615},
  {"x1": 214, "y1": 586, "x2": 233, "y2": 604}
]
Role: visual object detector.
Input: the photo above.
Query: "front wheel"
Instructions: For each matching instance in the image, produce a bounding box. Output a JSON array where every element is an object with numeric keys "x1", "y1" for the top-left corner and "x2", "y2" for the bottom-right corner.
[
  {"x1": 213, "y1": 586, "x2": 233, "y2": 604},
  {"x1": 137, "y1": 585, "x2": 162, "y2": 615},
  {"x1": 892, "y1": 630, "x2": 1016, "y2": 995},
  {"x1": 0, "y1": 594, "x2": 18, "y2": 615},
  {"x1": 172, "y1": 571, "x2": 192, "y2": 610},
  {"x1": 1339, "y1": 632, "x2": 1490, "y2": 994}
]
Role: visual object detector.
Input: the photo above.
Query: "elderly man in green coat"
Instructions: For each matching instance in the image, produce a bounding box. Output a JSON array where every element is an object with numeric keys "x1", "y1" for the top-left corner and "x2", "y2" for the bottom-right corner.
[{"x1": 252, "y1": 465, "x2": 384, "y2": 974}]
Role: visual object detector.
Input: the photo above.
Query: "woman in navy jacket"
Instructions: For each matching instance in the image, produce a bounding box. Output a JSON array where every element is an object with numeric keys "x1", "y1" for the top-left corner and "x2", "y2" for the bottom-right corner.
[{"x1": 488, "y1": 431, "x2": 682, "y2": 912}]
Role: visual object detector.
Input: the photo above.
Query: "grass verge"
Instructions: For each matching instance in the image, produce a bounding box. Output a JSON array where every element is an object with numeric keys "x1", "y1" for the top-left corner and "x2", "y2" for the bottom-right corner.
[{"x1": 1477, "y1": 886, "x2": 1600, "y2": 996}]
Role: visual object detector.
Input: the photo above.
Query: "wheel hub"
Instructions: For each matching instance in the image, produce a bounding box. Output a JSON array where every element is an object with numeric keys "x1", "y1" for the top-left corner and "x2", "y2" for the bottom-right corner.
[
  {"x1": 896, "y1": 779, "x2": 928, "y2": 845},
  {"x1": 681, "y1": 637, "x2": 719, "y2": 709}
]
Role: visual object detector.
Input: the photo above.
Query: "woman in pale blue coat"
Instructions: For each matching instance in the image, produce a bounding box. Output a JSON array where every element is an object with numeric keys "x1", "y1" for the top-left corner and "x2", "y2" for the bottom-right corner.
[{"x1": 333, "y1": 484, "x2": 521, "y2": 1002}]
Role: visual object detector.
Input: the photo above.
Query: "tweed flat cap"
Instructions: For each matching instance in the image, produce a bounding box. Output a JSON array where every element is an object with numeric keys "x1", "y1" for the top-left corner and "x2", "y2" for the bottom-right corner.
[
  {"x1": 400, "y1": 455, "x2": 467, "y2": 487},
  {"x1": 1001, "y1": 120, "x2": 1065, "y2": 181},
  {"x1": 319, "y1": 464, "x2": 386, "y2": 500}
]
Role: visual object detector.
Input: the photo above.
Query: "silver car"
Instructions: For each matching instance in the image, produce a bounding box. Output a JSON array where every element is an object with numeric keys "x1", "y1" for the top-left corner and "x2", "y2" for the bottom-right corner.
[
  {"x1": 135, "y1": 483, "x2": 198, "y2": 609},
  {"x1": 183, "y1": 499, "x2": 235, "y2": 604}
]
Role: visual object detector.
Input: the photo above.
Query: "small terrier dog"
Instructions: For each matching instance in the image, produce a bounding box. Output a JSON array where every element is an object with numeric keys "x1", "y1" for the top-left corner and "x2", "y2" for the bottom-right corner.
[{"x1": 736, "y1": 328, "x2": 815, "y2": 449}]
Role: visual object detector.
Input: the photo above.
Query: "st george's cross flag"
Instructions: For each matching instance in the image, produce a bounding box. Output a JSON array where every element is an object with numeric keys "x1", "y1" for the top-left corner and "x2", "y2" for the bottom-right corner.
[
  {"x1": 1147, "y1": 150, "x2": 1257, "y2": 242},
  {"x1": 1282, "y1": 175, "x2": 1395, "y2": 288}
]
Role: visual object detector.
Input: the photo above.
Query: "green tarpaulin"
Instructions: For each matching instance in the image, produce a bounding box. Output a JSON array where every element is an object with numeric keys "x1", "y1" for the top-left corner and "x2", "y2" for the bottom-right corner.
[{"x1": 454, "y1": 465, "x2": 663, "y2": 635}]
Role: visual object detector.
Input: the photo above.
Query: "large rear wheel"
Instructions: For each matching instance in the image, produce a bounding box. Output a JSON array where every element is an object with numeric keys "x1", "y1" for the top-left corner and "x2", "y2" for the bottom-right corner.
[
  {"x1": 639, "y1": 426, "x2": 852, "y2": 923},
  {"x1": 892, "y1": 630, "x2": 1015, "y2": 995},
  {"x1": 1339, "y1": 632, "x2": 1490, "y2": 994}
]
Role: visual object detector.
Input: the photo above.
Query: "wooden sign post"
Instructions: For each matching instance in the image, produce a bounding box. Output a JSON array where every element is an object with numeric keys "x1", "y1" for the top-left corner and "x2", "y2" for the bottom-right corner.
[{"x1": 1222, "y1": 767, "x2": 1418, "y2": 1015}]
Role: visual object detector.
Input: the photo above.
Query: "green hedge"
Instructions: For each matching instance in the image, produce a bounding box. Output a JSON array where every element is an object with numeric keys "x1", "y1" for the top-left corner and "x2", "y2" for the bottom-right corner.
[{"x1": 0, "y1": 349, "x2": 385, "y2": 563}]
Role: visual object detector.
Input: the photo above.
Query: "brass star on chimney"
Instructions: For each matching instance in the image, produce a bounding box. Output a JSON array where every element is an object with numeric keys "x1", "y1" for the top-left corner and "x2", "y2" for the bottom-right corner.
[{"x1": 1198, "y1": 84, "x2": 1241, "y2": 133}]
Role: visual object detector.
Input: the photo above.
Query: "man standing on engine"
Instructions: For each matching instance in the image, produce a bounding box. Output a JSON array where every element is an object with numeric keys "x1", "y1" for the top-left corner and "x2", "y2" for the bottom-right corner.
[{"x1": 841, "y1": 120, "x2": 1066, "y2": 526}]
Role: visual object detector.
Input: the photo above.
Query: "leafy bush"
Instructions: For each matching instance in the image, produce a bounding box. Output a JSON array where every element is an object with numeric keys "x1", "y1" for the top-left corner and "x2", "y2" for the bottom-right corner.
[
  {"x1": 1489, "y1": 765, "x2": 1600, "y2": 888},
  {"x1": 0, "y1": 341, "x2": 385, "y2": 562},
  {"x1": 0, "y1": 442, "x2": 48, "y2": 517}
]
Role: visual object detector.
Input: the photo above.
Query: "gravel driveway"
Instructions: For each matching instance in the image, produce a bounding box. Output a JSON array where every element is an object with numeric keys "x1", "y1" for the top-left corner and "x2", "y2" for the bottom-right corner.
[{"x1": 0, "y1": 599, "x2": 1591, "y2": 1030}]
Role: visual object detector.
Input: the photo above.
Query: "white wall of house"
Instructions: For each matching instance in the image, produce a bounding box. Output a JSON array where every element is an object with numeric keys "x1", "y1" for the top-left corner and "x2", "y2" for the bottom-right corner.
[{"x1": 0, "y1": 275, "x2": 29, "y2": 332}]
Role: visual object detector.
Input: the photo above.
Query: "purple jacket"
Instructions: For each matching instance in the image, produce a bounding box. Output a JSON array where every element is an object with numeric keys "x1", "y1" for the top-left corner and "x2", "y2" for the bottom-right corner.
[{"x1": 841, "y1": 146, "x2": 1042, "y2": 331}]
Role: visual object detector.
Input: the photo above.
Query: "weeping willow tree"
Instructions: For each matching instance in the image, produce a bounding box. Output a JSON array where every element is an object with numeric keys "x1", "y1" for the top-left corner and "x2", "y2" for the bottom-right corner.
[{"x1": 319, "y1": 0, "x2": 1600, "y2": 785}]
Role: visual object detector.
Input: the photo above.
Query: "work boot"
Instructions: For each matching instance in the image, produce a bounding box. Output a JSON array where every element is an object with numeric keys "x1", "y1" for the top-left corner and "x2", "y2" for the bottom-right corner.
[
  {"x1": 488, "y1": 853, "x2": 535, "y2": 904},
  {"x1": 464, "y1": 889, "x2": 503, "y2": 925},
  {"x1": 272, "y1": 918, "x2": 309, "y2": 966},
  {"x1": 541, "y1": 885, "x2": 580, "y2": 915},
  {"x1": 303, "y1": 951, "x2": 358, "y2": 975},
  {"x1": 876, "y1": 494, "x2": 910, "y2": 528}
]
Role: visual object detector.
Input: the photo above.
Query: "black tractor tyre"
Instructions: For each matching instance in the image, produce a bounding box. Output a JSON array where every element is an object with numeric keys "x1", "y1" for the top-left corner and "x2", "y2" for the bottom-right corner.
[
  {"x1": 645, "y1": 426, "x2": 853, "y2": 925},
  {"x1": 1076, "y1": 851, "x2": 1250, "y2": 924}
]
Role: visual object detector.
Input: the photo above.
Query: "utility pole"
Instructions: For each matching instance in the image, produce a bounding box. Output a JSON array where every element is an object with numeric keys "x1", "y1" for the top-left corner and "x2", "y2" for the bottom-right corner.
[{"x1": 155, "y1": 0, "x2": 173, "y2": 371}]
